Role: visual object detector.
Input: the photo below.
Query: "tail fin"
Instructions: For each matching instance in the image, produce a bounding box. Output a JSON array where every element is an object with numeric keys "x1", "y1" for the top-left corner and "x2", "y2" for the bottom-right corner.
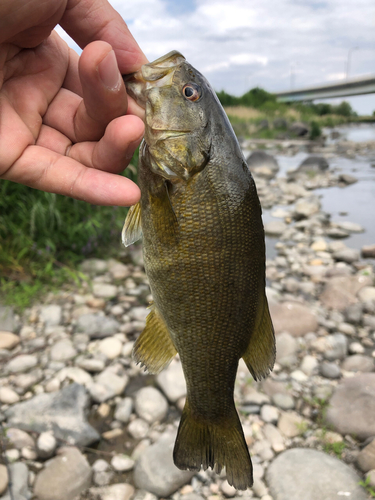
[{"x1": 173, "y1": 400, "x2": 253, "y2": 490}]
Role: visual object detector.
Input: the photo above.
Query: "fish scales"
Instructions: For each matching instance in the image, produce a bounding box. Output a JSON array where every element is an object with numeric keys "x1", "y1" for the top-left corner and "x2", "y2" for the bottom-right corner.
[{"x1": 122, "y1": 50, "x2": 275, "y2": 490}]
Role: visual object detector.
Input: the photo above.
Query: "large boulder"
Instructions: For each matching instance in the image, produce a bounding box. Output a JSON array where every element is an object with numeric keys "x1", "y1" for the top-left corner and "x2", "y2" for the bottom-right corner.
[
  {"x1": 269, "y1": 301, "x2": 318, "y2": 337},
  {"x1": 246, "y1": 151, "x2": 279, "y2": 179}
]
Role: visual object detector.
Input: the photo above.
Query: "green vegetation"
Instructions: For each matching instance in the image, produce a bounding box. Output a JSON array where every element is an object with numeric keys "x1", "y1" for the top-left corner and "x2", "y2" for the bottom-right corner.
[
  {"x1": 359, "y1": 476, "x2": 375, "y2": 498},
  {"x1": 0, "y1": 149, "x2": 139, "y2": 309},
  {"x1": 323, "y1": 440, "x2": 346, "y2": 458}
]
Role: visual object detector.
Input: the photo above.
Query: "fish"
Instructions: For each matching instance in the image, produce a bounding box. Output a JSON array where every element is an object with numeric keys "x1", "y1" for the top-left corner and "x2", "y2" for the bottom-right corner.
[{"x1": 122, "y1": 51, "x2": 275, "y2": 490}]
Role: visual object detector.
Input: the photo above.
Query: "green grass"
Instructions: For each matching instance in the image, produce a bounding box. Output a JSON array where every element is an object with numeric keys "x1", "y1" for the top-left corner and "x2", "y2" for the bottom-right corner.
[
  {"x1": 323, "y1": 441, "x2": 346, "y2": 458},
  {"x1": 359, "y1": 476, "x2": 375, "y2": 498},
  {"x1": 0, "y1": 148, "x2": 140, "y2": 310}
]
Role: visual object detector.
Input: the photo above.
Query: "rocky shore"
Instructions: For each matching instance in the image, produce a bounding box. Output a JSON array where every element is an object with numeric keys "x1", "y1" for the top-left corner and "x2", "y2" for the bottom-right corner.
[{"x1": 1, "y1": 133, "x2": 375, "y2": 500}]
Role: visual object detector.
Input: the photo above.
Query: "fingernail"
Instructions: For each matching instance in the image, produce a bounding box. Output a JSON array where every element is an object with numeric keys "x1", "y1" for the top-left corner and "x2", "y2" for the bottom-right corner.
[{"x1": 98, "y1": 50, "x2": 122, "y2": 90}]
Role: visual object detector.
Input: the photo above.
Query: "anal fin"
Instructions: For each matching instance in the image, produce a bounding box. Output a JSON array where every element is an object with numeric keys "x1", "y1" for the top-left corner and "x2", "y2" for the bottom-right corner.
[
  {"x1": 132, "y1": 304, "x2": 177, "y2": 374},
  {"x1": 242, "y1": 294, "x2": 276, "y2": 381},
  {"x1": 122, "y1": 202, "x2": 142, "y2": 247}
]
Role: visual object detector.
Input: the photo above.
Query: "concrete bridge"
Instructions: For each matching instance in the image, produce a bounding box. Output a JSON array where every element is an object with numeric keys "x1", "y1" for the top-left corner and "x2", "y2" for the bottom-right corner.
[{"x1": 275, "y1": 75, "x2": 375, "y2": 102}]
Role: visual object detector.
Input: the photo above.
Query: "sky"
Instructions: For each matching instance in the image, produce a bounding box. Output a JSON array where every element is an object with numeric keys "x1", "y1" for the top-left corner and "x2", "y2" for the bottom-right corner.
[{"x1": 58, "y1": 0, "x2": 375, "y2": 115}]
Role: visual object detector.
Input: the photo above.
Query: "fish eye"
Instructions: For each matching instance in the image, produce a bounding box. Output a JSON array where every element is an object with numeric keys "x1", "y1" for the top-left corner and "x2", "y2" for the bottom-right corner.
[{"x1": 182, "y1": 83, "x2": 201, "y2": 102}]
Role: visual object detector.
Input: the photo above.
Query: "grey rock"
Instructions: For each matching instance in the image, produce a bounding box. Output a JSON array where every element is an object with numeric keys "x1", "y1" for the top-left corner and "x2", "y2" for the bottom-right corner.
[
  {"x1": 243, "y1": 390, "x2": 270, "y2": 405},
  {"x1": 338, "y1": 173, "x2": 358, "y2": 185},
  {"x1": 129, "y1": 307, "x2": 149, "y2": 322},
  {"x1": 342, "y1": 355, "x2": 375, "y2": 373},
  {"x1": 357, "y1": 439, "x2": 375, "y2": 472},
  {"x1": 264, "y1": 220, "x2": 287, "y2": 237},
  {"x1": 273, "y1": 118, "x2": 287, "y2": 129},
  {"x1": 323, "y1": 333, "x2": 348, "y2": 360},
  {"x1": 5, "y1": 383, "x2": 99, "y2": 446},
  {"x1": 56, "y1": 367, "x2": 93, "y2": 387},
  {"x1": 5, "y1": 429, "x2": 34, "y2": 450},
  {"x1": 275, "y1": 332, "x2": 298, "y2": 367},
  {"x1": 90, "y1": 484, "x2": 135, "y2": 500},
  {"x1": 13, "y1": 369, "x2": 43, "y2": 390},
  {"x1": 76, "y1": 314, "x2": 120, "y2": 338},
  {"x1": 289, "y1": 121, "x2": 309, "y2": 137},
  {"x1": 33, "y1": 447, "x2": 92, "y2": 500},
  {"x1": 134, "y1": 431, "x2": 194, "y2": 496},
  {"x1": 300, "y1": 355, "x2": 319, "y2": 376},
  {"x1": 246, "y1": 151, "x2": 279, "y2": 179},
  {"x1": 326, "y1": 227, "x2": 349, "y2": 239},
  {"x1": 278, "y1": 412, "x2": 307, "y2": 438},
  {"x1": 333, "y1": 247, "x2": 360, "y2": 263},
  {"x1": 263, "y1": 424, "x2": 285, "y2": 452},
  {"x1": 5, "y1": 355, "x2": 38, "y2": 374},
  {"x1": 325, "y1": 373, "x2": 375, "y2": 440},
  {"x1": 260, "y1": 404, "x2": 279, "y2": 424},
  {"x1": 297, "y1": 155, "x2": 329, "y2": 173},
  {"x1": 0, "y1": 462, "x2": 30, "y2": 500},
  {"x1": 0, "y1": 306, "x2": 17, "y2": 333},
  {"x1": 93, "y1": 283, "x2": 118, "y2": 299},
  {"x1": 127, "y1": 418, "x2": 149, "y2": 440},
  {"x1": 320, "y1": 361, "x2": 341, "y2": 379},
  {"x1": 114, "y1": 397, "x2": 133, "y2": 423},
  {"x1": 337, "y1": 221, "x2": 364, "y2": 233},
  {"x1": 110, "y1": 455, "x2": 135, "y2": 472},
  {"x1": 76, "y1": 357, "x2": 106, "y2": 373},
  {"x1": 266, "y1": 448, "x2": 368, "y2": 500},
  {"x1": 272, "y1": 393, "x2": 294, "y2": 410},
  {"x1": 40, "y1": 305, "x2": 62, "y2": 327},
  {"x1": 358, "y1": 286, "x2": 375, "y2": 303},
  {"x1": 80, "y1": 258, "x2": 108, "y2": 275},
  {"x1": 157, "y1": 360, "x2": 186, "y2": 402},
  {"x1": 135, "y1": 387, "x2": 168, "y2": 424},
  {"x1": 50, "y1": 339, "x2": 77, "y2": 362},
  {"x1": 269, "y1": 301, "x2": 318, "y2": 337},
  {"x1": 345, "y1": 302, "x2": 363, "y2": 324}
]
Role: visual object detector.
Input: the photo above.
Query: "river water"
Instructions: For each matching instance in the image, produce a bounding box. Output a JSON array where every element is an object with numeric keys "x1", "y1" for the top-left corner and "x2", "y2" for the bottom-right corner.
[{"x1": 263, "y1": 124, "x2": 375, "y2": 259}]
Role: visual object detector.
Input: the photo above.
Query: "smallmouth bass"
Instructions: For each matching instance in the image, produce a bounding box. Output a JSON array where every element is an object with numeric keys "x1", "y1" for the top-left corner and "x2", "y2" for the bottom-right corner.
[{"x1": 122, "y1": 51, "x2": 275, "y2": 490}]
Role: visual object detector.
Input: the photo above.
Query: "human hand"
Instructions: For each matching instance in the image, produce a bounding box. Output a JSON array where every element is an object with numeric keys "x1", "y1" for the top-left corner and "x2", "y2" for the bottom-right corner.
[{"x1": 0, "y1": 0, "x2": 148, "y2": 206}]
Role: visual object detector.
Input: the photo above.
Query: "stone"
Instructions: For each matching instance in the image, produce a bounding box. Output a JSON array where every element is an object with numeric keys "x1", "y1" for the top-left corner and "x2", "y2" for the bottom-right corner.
[
  {"x1": 345, "y1": 302, "x2": 363, "y2": 324},
  {"x1": 266, "y1": 448, "x2": 368, "y2": 500},
  {"x1": 5, "y1": 383, "x2": 100, "y2": 446},
  {"x1": 37, "y1": 432, "x2": 57, "y2": 459},
  {"x1": 339, "y1": 173, "x2": 358, "y2": 185},
  {"x1": 362, "y1": 245, "x2": 375, "y2": 259},
  {"x1": 40, "y1": 305, "x2": 62, "y2": 326},
  {"x1": 128, "y1": 307, "x2": 149, "y2": 322},
  {"x1": 342, "y1": 355, "x2": 374, "y2": 372},
  {"x1": 269, "y1": 301, "x2": 318, "y2": 337},
  {"x1": 50, "y1": 339, "x2": 77, "y2": 362},
  {"x1": 275, "y1": 332, "x2": 298, "y2": 367},
  {"x1": 333, "y1": 247, "x2": 360, "y2": 263},
  {"x1": 278, "y1": 412, "x2": 308, "y2": 438},
  {"x1": 89, "y1": 367, "x2": 128, "y2": 403},
  {"x1": 90, "y1": 484, "x2": 135, "y2": 500},
  {"x1": 157, "y1": 360, "x2": 187, "y2": 402},
  {"x1": 110, "y1": 455, "x2": 135, "y2": 472},
  {"x1": 0, "y1": 306, "x2": 16, "y2": 332},
  {"x1": 323, "y1": 333, "x2": 348, "y2": 360},
  {"x1": 349, "y1": 341, "x2": 365, "y2": 354},
  {"x1": 337, "y1": 221, "x2": 364, "y2": 233},
  {"x1": 297, "y1": 155, "x2": 329, "y2": 173},
  {"x1": 5, "y1": 428, "x2": 35, "y2": 449},
  {"x1": 263, "y1": 424, "x2": 285, "y2": 453},
  {"x1": 300, "y1": 355, "x2": 319, "y2": 376},
  {"x1": 135, "y1": 387, "x2": 168, "y2": 424},
  {"x1": 93, "y1": 283, "x2": 118, "y2": 299},
  {"x1": 134, "y1": 431, "x2": 195, "y2": 496},
  {"x1": 34, "y1": 447, "x2": 92, "y2": 500},
  {"x1": 0, "y1": 331, "x2": 20, "y2": 350},
  {"x1": 108, "y1": 260, "x2": 130, "y2": 280},
  {"x1": 293, "y1": 196, "x2": 321, "y2": 219},
  {"x1": 0, "y1": 462, "x2": 29, "y2": 500},
  {"x1": 114, "y1": 397, "x2": 133, "y2": 423},
  {"x1": 98, "y1": 337, "x2": 123, "y2": 359},
  {"x1": 320, "y1": 274, "x2": 372, "y2": 311},
  {"x1": 56, "y1": 367, "x2": 93, "y2": 387},
  {"x1": 80, "y1": 259, "x2": 108, "y2": 275},
  {"x1": 289, "y1": 121, "x2": 309, "y2": 137},
  {"x1": 357, "y1": 439, "x2": 375, "y2": 472},
  {"x1": 366, "y1": 470, "x2": 375, "y2": 489},
  {"x1": 272, "y1": 393, "x2": 294, "y2": 410},
  {"x1": 325, "y1": 373, "x2": 375, "y2": 440},
  {"x1": 220, "y1": 480, "x2": 237, "y2": 497},
  {"x1": 0, "y1": 464, "x2": 8, "y2": 496},
  {"x1": 358, "y1": 287, "x2": 375, "y2": 303},
  {"x1": 260, "y1": 405, "x2": 279, "y2": 424},
  {"x1": 127, "y1": 419, "x2": 149, "y2": 440},
  {"x1": 5, "y1": 354, "x2": 38, "y2": 373},
  {"x1": 76, "y1": 314, "x2": 120, "y2": 338},
  {"x1": 320, "y1": 361, "x2": 341, "y2": 379},
  {"x1": 76, "y1": 357, "x2": 106, "y2": 372},
  {"x1": 0, "y1": 387, "x2": 20, "y2": 404},
  {"x1": 246, "y1": 151, "x2": 279, "y2": 178},
  {"x1": 264, "y1": 220, "x2": 287, "y2": 237}
]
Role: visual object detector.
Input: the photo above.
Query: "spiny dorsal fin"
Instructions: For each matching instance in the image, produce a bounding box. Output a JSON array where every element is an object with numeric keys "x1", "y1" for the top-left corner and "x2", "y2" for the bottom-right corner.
[
  {"x1": 242, "y1": 294, "x2": 276, "y2": 381},
  {"x1": 122, "y1": 202, "x2": 142, "y2": 247},
  {"x1": 132, "y1": 304, "x2": 177, "y2": 374}
]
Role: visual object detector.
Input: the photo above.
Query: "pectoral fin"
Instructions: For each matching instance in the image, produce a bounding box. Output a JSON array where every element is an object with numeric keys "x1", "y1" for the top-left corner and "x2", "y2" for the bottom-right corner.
[
  {"x1": 242, "y1": 294, "x2": 276, "y2": 381},
  {"x1": 132, "y1": 304, "x2": 177, "y2": 374},
  {"x1": 122, "y1": 202, "x2": 142, "y2": 247}
]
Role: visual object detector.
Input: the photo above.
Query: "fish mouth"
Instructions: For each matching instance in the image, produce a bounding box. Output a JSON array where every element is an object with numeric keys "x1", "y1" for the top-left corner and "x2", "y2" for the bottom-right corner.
[{"x1": 123, "y1": 51, "x2": 186, "y2": 108}]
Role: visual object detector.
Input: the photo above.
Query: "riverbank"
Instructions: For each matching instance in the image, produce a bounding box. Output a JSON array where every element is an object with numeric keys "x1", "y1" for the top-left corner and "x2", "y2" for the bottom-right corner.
[{"x1": 0, "y1": 126, "x2": 375, "y2": 500}]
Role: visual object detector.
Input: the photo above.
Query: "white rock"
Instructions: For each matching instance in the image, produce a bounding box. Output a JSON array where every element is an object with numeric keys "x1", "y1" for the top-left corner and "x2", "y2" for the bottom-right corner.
[
  {"x1": 114, "y1": 398, "x2": 133, "y2": 423},
  {"x1": 89, "y1": 368, "x2": 128, "y2": 403},
  {"x1": 260, "y1": 405, "x2": 279, "y2": 424},
  {"x1": 40, "y1": 305, "x2": 62, "y2": 326},
  {"x1": 0, "y1": 387, "x2": 20, "y2": 404},
  {"x1": 5, "y1": 449, "x2": 20, "y2": 462},
  {"x1": 90, "y1": 483, "x2": 135, "y2": 500},
  {"x1": 56, "y1": 367, "x2": 93, "y2": 387},
  {"x1": 157, "y1": 360, "x2": 186, "y2": 402},
  {"x1": 50, "y1": 339, "x2": 77, "y2": 362},
  {"x1": 98, "y1": 337, "x2": 123, "y2": 359},
  {"x1": 128, "y1": 418, "x2": 149, "y2": 439},
  {"x1": 300, "y1": 355, "x2": 319, "y2": 376},
  {"x1": 6, "y1": 354, "x2": 38, "y2": 373},
  {"x1": 37, "y1": 432, "x2": 57, "y2": 459},
  {"x1": 135, "y1": 387, "x2": 168, "y2": 424},
  {"x1": 93, "y1": 283, "x2": 118, "y2": 299},
  {"x1": 349, "y1": 342, "x2": 365, "y2": 354},
  {"x1": 110, "y1": 455, "x2": 135, "y2": 472}
]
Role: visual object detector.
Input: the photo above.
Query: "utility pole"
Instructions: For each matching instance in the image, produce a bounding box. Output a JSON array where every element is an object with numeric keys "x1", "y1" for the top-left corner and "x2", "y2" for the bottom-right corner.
[{"x1": 346, "y1": 47, "x2": 358, "y2": 79}]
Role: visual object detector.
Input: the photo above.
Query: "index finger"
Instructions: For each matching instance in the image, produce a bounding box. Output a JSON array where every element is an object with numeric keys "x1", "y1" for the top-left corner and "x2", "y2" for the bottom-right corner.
[{"x1": 61, "y1": 0, "x2": 148, "y2": 74}]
